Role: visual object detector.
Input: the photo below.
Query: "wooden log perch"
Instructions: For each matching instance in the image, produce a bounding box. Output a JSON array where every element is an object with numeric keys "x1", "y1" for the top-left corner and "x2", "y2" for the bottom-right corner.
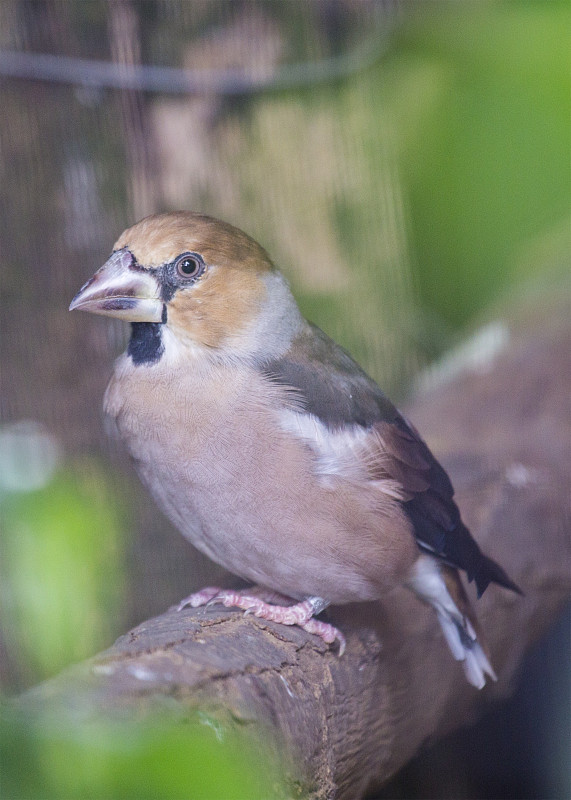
[{"x1": 18, "y1": 299, "x2": 571, "y2": 799}]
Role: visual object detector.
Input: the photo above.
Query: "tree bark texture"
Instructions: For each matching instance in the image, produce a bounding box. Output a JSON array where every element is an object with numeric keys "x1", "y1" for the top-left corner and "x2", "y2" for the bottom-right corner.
[{"x1": 18, "y1": 299, "x2": 571, "y2": 799}]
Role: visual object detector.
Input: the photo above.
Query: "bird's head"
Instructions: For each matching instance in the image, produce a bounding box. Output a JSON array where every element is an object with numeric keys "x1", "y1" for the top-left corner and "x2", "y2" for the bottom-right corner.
[{"x1": 70, "y1": 212, "x2": 302, "y2": 360}]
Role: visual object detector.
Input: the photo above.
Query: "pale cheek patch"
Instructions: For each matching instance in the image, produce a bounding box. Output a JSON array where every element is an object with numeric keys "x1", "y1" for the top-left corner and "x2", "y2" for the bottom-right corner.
[{"x1": 158, "y1": 325, "x2": 208, "y2": 365}]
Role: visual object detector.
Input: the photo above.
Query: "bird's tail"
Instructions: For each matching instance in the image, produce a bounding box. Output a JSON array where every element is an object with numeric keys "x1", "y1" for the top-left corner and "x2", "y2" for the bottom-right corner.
[
  {"x1": 473, "y1": 551, "x2": 523, "y2": 598},
  {"x1": 409, "y1": 555, "x2": 497, "y2": 689}
]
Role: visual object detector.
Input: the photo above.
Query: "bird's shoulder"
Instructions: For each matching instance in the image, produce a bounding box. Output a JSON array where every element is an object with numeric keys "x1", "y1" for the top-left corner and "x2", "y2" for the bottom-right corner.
[
  {"x1": 260, "y1": 322, "x2": 454, "y2": 500},
  {"x1": 261, "y1": 321, "x2": 399, "y2": 429}
]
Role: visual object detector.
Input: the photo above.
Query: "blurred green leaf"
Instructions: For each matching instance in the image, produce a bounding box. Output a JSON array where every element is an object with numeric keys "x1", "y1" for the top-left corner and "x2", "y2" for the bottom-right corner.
[
  {"x1": 389, "y1": 1, "x2": 571, "y2": 327},
  {"x1": 0, "y1": 704, "x2": 287, "y2": 800},
  {"x1": 0, "y1": 459, "x2": 127, "y2": 687}
]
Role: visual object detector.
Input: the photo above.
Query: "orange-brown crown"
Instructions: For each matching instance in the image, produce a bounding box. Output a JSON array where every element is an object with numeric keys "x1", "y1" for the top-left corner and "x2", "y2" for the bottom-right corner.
[{"x1": 114, "y1": 211, "x2": 275, "y2": 274}]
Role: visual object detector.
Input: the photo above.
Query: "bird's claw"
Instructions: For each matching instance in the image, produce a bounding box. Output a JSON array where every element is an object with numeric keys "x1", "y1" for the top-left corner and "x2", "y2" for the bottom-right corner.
[
  {"x1": 177, "y1": 586, "x2": 345, "y2": 653},
  {"x1": 177, "y1": 586, "x2": 221, "y2": 611},
  {"x1": 300, "y1": 618, "x2": 346, "y2": 655}
]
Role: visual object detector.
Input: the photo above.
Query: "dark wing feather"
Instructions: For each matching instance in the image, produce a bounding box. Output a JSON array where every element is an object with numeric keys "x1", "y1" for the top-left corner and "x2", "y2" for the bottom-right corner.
[
  {"x1": 262, "y1": 322, "x2": 521, "y2": 596},
  {"x1": 389, "y1": 419, "x2": 521, "y2": 595},
  {"x1": 264, "y1": 322, "x2": 399, "y2": 429}
]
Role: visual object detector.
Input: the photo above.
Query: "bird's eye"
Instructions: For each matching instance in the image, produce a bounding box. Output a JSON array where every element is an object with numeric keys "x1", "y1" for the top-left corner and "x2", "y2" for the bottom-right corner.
[{"x1": 174, "y1": 253, "x2": 203, "y2": 279}]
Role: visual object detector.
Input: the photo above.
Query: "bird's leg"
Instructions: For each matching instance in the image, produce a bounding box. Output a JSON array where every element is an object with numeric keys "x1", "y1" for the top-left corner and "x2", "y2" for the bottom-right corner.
[{"x1": 178, "y1": 587, "x2": 345, "y2": 654}]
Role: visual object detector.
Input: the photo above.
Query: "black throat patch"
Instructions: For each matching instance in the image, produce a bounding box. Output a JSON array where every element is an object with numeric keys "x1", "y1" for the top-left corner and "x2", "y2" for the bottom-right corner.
[{"x1": 128, "y1": 322, "x2": 164, "y2": 365}]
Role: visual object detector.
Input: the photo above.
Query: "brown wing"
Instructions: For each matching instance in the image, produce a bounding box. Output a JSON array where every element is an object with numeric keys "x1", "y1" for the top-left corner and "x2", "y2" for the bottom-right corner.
[{"x1": 370, "y1": 414, "x2": 520, "y2": 595}]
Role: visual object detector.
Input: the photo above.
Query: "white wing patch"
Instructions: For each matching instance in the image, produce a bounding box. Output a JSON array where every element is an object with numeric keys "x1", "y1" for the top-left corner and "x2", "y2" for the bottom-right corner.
[
  {"x1": 276, "y1": 409, "x2": 408, "y2": 500},
  {"x1": 278, "y1": 408, "x2": 368, "y2": 478}
]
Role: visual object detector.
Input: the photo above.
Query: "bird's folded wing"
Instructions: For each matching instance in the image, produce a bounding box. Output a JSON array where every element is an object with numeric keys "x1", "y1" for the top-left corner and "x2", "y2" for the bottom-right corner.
[{"x1": 261, "y1": 321, "x2": 480, "y2": 576}]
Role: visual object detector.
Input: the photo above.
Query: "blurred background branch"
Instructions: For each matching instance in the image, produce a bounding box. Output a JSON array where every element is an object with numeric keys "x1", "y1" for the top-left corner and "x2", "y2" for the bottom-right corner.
[{"x1": 0, "y1": 19, "x2": 392, "y2": 93}]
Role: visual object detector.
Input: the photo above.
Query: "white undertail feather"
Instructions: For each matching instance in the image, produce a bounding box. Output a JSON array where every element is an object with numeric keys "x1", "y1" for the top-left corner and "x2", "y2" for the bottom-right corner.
[{"x1": 409, "y1": 555, "x2": 497, "y2": 689}]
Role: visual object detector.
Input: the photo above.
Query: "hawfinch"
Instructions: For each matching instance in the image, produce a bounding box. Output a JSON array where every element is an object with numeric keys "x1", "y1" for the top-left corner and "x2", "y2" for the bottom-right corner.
[{"x1": 70, "y1": 211, "x2": 520, "y2": 688}]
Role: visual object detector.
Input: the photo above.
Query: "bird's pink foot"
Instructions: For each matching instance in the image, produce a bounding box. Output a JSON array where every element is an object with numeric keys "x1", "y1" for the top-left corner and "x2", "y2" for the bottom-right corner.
[
  {"x1": 299, "y1": 617, "x2": 346, "y2": 654},
  {"x1": 178, "y1": 586, "x2": 345, "y2": 654}
]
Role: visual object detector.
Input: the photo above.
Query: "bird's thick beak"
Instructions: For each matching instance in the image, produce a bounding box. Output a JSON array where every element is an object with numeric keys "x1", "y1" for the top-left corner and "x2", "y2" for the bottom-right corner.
[{"x1": 69, "y1": 248, "x2": 163, "y2": 322}]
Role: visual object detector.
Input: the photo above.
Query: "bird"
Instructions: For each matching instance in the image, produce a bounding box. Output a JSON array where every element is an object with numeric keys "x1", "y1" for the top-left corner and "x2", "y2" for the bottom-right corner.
[{"x1": 70, "y1": 211, "x2": 521, "y2": 688}]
